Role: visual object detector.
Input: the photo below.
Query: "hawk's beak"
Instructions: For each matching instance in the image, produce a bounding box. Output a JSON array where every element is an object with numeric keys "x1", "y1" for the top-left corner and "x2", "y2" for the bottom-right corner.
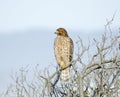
[{"x1": 54, "y1": 30, "x2": 59, "y2": 34}]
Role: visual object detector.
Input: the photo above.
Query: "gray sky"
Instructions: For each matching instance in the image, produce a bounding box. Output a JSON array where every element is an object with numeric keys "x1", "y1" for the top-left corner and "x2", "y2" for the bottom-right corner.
[
  {"x1": 0, "y1": 0, "x2": 120, "y2": 91},
  {"x1": 0, "y1": 0, "x2": 120, "y2": 33}
]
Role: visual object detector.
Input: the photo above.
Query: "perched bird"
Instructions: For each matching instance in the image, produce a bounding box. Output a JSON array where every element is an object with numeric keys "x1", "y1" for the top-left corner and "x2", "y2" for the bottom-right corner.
[{"x1": 54, "y1": 28, "x2": 74, "y2": 83}]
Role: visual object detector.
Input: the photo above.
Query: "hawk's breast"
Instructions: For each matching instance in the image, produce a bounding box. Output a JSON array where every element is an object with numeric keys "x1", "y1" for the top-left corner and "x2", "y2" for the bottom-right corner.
[{"x1": 54, "y1": 36, "x2": 73, "y2": 66}]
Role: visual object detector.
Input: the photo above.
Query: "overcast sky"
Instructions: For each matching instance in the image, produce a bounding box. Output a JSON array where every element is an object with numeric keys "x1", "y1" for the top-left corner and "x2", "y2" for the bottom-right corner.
[
  {"x1": 0, "y1": 0, "x2": 120, "y2": 33},
  {"x1": 0, "y1": 0, "x2": 120, "y2": 91}
]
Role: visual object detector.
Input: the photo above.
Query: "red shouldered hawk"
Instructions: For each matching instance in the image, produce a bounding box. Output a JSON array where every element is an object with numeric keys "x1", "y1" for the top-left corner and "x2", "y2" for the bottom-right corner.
[{"x1": 54, "y1": 28, "x2": 74, "y2": 83}]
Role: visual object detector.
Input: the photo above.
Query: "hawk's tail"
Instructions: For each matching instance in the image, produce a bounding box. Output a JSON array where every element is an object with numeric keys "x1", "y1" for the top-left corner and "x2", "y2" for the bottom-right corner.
[{"x1": 60, "y1": 67, "x2": 70, "y2": 83}]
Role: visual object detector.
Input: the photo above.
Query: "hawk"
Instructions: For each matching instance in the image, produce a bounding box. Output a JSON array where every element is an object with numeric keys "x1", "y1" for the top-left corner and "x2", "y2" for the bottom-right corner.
[{"x1": 54, "y1": 28, "x2": 74, "y2": 83}]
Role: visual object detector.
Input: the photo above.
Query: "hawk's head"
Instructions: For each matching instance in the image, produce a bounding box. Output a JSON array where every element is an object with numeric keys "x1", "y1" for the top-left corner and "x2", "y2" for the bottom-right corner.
[{"x1": 55, "y1": 28, "x2": 68, "y2": 37}]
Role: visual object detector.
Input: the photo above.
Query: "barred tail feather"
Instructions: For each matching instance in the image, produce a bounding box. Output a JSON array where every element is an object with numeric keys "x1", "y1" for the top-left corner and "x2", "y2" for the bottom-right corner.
[{"x1": 60, "y1": 67, "x2": 70, "y2": 83}]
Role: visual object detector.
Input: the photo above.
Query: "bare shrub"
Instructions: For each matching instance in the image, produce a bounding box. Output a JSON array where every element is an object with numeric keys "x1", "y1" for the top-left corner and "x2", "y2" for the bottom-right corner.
[{"x1": 2, "y1": 17, "x2": 120, "y2": 97}]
